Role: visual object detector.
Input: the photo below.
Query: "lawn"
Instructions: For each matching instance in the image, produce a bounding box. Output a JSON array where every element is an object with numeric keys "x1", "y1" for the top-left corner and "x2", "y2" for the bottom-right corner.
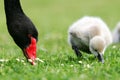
[{"x1": 0, "y1": 0, "x2": 120, "y2": 80}]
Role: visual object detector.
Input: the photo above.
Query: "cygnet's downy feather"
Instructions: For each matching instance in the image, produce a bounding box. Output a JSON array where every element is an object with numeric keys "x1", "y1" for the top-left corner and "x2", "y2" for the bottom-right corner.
[{"x1": 112, "y1": 22, "x2": 120, "y2": 43}]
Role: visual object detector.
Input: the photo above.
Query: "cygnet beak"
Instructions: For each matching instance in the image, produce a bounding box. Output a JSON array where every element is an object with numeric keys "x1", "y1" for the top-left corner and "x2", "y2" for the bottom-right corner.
[{"x1": 97, "y1": 53, "x2": 104, "y2": 63}]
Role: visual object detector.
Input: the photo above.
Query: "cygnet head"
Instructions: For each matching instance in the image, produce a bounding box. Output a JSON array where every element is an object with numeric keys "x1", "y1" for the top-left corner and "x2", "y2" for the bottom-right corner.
[{"x1": 90, "y1": 36, "x2": 106, "y2": 63}]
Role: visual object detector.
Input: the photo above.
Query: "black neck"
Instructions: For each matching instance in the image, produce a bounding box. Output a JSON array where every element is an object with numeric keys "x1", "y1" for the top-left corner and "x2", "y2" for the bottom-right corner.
[{"x1": 4, "y1": 0, "x2": 24, "y2": 19}]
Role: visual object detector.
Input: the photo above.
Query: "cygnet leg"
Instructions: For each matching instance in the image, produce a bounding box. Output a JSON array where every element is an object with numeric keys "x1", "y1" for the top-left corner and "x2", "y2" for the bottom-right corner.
[{"x1": 72, "y1": 46, "x2": 82, "y2": 57}]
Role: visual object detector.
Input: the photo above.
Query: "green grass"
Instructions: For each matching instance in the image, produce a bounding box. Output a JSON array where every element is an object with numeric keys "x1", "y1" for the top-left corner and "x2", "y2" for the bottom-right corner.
[{"x1": 1, "y1": 0, "x2": 120, "y2": 80}]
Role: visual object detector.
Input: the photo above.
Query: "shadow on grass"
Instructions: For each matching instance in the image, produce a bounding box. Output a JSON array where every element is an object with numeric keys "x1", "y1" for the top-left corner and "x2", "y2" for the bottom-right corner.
[{"x1": 58, "y1": 54, "x2": 97, "y2": 65}]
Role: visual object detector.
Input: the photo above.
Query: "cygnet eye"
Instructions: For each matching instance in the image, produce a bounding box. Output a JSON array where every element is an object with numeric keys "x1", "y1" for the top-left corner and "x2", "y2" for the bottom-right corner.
[{"x1": 94, "y1": 49, "x2": 97, "y2": 52}]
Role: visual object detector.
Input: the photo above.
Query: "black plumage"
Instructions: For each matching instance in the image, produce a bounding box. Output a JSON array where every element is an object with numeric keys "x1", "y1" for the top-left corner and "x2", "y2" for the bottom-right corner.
[{"x1": 4, "y1": 0, "x2": 38, "y2": 50}]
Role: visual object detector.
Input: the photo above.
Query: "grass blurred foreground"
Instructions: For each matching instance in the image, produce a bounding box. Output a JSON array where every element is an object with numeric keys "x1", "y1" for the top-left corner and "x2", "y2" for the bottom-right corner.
[{"x1": 0, "y1": 0, "x2": 120, "y2": 80}]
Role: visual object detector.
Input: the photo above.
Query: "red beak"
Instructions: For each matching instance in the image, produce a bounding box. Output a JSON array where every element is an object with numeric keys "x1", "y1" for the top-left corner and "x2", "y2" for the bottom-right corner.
[{"x1": 24, "y1": 37, "x2": 37, "y2": 65}]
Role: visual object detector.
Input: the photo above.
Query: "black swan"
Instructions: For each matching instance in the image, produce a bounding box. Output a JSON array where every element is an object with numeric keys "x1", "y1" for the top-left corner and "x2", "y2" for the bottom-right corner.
[{"x1": 4, "y1": 0, "x2": 38, "y2": 65}]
